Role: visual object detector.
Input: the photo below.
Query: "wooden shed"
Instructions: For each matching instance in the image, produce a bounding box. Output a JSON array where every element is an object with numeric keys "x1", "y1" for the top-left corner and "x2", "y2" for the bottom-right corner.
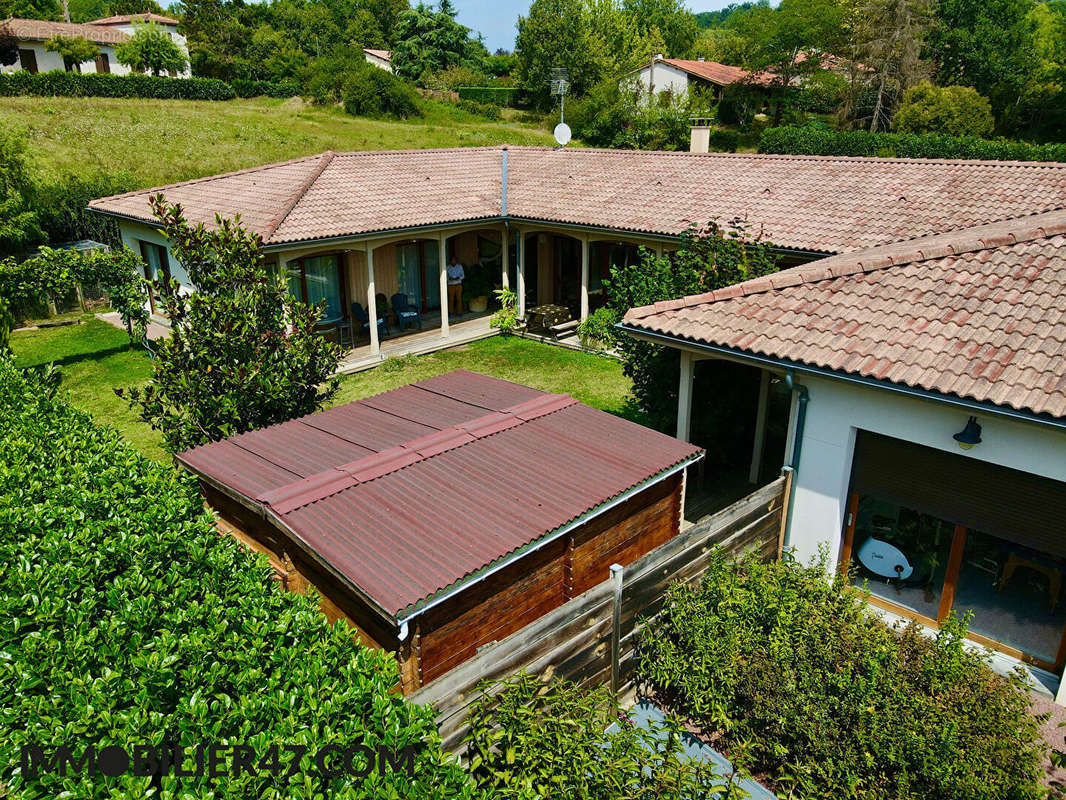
[{"x1": 176, "y1": 370, "x2": 702, "y2": 693}]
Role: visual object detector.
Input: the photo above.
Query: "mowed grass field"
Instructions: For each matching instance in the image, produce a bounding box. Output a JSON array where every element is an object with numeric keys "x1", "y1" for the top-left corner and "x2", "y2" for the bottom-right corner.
[
  {"x1": 2, "y1": 96, "x2": 556, "y2": 187},
  {"x1": 9, "y1": 319, "x2": 635, "y2": 462}
]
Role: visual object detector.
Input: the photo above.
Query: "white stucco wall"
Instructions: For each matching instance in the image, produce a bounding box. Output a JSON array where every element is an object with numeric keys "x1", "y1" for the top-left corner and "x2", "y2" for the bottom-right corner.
[
  {"x1": 631, "y1": 61, "x2": 690, "y2": 96},
  {"x1": 364, "y1": 52, "x2": 393, "y2": 73},
  {"x1": 119, "y1": 220, "x2": 191, "y2": 290},
  {"x1": 1, "y1": 42, "x2": 134, "y2": 75},
  {"x1": 785, "y1": 373, "x2": 1066, "y2": 566}
]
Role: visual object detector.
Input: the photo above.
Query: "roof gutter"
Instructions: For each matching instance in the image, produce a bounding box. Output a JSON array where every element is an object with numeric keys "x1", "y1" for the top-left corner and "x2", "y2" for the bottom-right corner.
[
  {"x1": 617, "y1": 323, "x2": 1066, "y2": 433},
  {"x1": 392, "y1": 453, "x2": 702, "y2": 630}
]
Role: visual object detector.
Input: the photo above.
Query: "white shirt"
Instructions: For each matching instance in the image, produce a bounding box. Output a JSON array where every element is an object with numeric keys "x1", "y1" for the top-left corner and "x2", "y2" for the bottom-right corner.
[{"x1": 446, "y1": 262, "x2": 465, "y2": 284}]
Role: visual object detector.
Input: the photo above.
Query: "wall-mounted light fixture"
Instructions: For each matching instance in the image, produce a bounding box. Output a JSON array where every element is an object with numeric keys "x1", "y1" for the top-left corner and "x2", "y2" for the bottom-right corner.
[{"x1": 953, "y1": 415, "x2": 982, "y2": 450}]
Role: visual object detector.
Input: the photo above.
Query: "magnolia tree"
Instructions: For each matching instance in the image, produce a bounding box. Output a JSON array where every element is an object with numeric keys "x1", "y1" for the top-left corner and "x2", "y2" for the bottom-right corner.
[
  {"x1": 116, "y1": 22, "x2": 188, "y2": 75},
  {"x1": 120, "y1": 196, "x2": 341, "y2": 453}
]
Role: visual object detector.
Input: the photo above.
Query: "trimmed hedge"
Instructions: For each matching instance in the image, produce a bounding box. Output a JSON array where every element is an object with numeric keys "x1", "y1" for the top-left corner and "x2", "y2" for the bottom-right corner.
[
  {"x1": 457, "y1": 86, "x2": 520, "y2": 106},
  {"x1": 0, "y1": 357, "x2": 473, "y2": 799},
  {"x1": 231, "y1": 78, "x2": 300, "y2": 98},
  {"x1": 759, "y1": 124, "x2": 1066, "y2": 162},
  {"x1": 0, "y1": 70, "x2": 235, "y2": 100}
]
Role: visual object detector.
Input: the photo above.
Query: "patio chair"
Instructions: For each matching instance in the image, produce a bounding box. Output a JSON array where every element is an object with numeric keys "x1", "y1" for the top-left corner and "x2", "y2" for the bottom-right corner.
[
  {"x1": 391, "y1": 293, "x2": 423, "y2": 331},
  {"x1": 351, "y1": 301, "x2": 387, "y2": 340}
]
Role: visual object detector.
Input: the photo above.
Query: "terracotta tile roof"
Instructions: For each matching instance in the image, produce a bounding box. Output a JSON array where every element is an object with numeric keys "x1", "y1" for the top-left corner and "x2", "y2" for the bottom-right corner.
[
  {"x1": 659, "y1": 58, "x2": 757, "y2": 86},
  {"x1": 177, "y1": 371, "x2": 700, "y2": 619},
  {"x1": 622, "y1": 210, "x2": 1066, "y2": 419},
  {"x1": 88, "y1": 146, "x2": 1066, "y2": 254},
  {"x1": 88, "y1": 12, "x2": 180, "y2": 25},
  {"x1": 1, "y1": 16, "x2": 129, "y2": 44},
  {"x1": 362, "y1": 48, "x2": 390, "y2": 61}
]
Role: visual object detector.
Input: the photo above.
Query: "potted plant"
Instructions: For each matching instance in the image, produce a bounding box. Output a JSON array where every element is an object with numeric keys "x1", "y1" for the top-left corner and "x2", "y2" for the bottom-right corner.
[{"x1": 462, "y1": 269, "x2": 493, "y2": 313}]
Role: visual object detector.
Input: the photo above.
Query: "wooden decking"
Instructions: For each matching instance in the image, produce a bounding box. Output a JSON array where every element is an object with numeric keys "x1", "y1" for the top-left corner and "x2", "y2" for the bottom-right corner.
[{"x1": 336, "y1": 312, "x2": 496, "y2": 374}]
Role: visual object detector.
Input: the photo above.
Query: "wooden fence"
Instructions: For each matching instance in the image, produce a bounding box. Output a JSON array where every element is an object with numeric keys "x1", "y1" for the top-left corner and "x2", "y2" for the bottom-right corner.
[{"x1": 409, "y1": 474, "x2": 789, "y2": 754}]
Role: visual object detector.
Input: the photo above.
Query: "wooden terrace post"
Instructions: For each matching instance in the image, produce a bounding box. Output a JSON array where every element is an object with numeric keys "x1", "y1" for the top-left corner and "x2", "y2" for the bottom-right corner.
[
  {"x1": 439, "y1": 232, "x2": 449, "y2": 338},
  {"x1": 366, "y1": 243, "x2": 380, "y2": 357}
]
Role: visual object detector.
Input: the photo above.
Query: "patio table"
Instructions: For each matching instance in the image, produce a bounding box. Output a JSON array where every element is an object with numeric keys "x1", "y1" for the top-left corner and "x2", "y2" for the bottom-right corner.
[{"x1": 526, "y1": 304, "x2": 570, "y2": 332}]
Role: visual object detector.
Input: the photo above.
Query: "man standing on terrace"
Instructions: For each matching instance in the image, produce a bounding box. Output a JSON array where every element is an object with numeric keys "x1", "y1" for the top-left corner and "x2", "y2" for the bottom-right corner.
[{"x1": 447, "y1": 254, "x2": 465, "y2": 317}]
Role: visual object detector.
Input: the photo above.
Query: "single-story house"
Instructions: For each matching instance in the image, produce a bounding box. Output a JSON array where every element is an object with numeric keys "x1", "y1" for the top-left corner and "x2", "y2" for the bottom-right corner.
[
  {"x1": 85, "y1": 13, "x2": 191, "y2": 77},
  {"x1": 363, "y1": 47, "x2": 392, "y2": 72},
  {"x1": 87, "y1": 145, "x2": 1066, "y2": 360},
  {"x1": 176, "y1": 370, "x2": 701, "y2": 692},
  {"x1": 1, "y1": 18, "x2": 129, "y2": 75},
  {"x1": 0, "y1": 13, "x2": 190, "y2": 76},
  {"x1": 620, "y1": 210, "x2": 1066, "y2": 692},
  {"x1": 629, "y1": 55, "x2": 772, "y2": 99}
]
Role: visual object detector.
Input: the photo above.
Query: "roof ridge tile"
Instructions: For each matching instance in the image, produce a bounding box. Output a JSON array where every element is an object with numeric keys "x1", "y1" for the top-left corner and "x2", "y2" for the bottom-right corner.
[
  {"x1": 260, "y1": 393, "x2": 579, "y2": 514},
  {"x1": 264, "y1": 151, "x2": 336, "y2": 241}
]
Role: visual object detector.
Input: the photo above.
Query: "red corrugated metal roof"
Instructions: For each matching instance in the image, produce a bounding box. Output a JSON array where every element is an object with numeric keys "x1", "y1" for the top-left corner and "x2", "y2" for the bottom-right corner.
[{"x1": 177, "y1": 371, "x2": 702, "y2": 621}]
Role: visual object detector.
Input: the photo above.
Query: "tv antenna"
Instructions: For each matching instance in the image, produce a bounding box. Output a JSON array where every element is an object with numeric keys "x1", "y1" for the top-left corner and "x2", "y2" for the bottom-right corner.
[{"x1": 550, "y1": 67, "x2": 571, "y2": 148}]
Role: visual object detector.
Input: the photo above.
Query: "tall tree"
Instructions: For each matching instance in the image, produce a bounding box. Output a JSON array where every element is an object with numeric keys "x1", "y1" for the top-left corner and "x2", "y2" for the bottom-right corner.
[
  {"x1": 928, "y1": 0, "x2": 1038, "y2": 127},
  {"x1": 845, "y1": 0, "x2": 933, "y2": 131},
  {"x1": 516, "y1": 0, "x2": 608, "y2": 108},
  {"x1": 44, "y1": 34, "x2": 99, "y2": 71},
  {"x1": 391, "y1": 0, "x2": 487, "y2": 81},
  {"x1": 622, "y1": 0, "x2": 697, "y2": 57},
  {"x1": 729, "y1": 0, "x2": 847, "y2": 123}
]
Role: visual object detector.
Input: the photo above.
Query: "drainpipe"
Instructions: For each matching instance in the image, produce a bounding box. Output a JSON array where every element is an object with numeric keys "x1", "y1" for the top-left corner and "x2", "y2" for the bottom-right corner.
[
  {"x1": 782, "y1": 369, "x2": 809, "y2": 551},
  {"x1": 501, "y1": 146, "x2": 508, "y2": 217}
]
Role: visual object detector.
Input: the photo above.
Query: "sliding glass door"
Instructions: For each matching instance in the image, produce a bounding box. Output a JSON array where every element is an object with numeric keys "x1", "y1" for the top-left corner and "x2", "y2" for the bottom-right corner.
[{"x1": 286, "y1": 254, "x2": 345, "y2": 322}]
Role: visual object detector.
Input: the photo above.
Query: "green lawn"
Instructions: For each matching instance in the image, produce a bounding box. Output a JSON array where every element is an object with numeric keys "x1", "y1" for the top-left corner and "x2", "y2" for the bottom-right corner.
[
  {"x1": 3, "y1": 96, "x2": 556, "y2": 187},
  {"x1": 9, "y1": 321, "x2": 636, "y2": 461}
]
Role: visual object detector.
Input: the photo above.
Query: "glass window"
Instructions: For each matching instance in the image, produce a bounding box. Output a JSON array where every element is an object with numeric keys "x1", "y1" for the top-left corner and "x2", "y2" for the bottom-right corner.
[
  {"x1": 953, "y1": 530, "x2": 1066, "y2": 664},
  {"x1": 303, "y1": 255, "x2": 341, "y2": 321},
  {"x1": 848, "y1": 496, "x2": 955, "y2": 620}
]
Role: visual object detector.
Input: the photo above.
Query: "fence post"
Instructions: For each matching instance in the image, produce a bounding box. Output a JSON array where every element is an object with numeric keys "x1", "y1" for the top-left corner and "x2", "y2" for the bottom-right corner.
[
  {"x1": 777, "y1": 468, "x2": 794, "y2": 560},
  {"x1": 609, "y1": 563, "x2": 623, "y2": 696}
]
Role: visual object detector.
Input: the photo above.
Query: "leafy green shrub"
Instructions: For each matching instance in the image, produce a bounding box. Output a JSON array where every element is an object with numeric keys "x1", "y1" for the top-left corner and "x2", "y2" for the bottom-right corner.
[
  {"x1": 636, "y1": 550, "x2": 1046, "y2": 800},
  {"x1": 44, "y1": 34, "x2": 99, "y2": 72},
  {"x1": 457, "y1": 98, "x2": 501, "y2": 120},
  {"x1": 489, "y1": 286, "x2": 518, "y2": 331},
  {"x1": 457, "y1": 85, "x2": 521, "y2": 106},
  {"x1": 31, "y1": 172, "x2": 136, "y2": 249},
  {"x1": 893, "y1": 80, "x2": 995, "y2": 138},
  {"x1": 707, "y1": 127, "x2": 739, "y2": 152},
  {"x1": 759, "y1": 124, "x2": 1066, "y2": 161},
  {"x1": 466, "y1": 672, "x2": 735, "y2": 799},
  {"x1": 422, "y1": 65, "x2": 492, "y2": 91},
  {"x1": 0, "y1": 356, "x2": 474, "y2": 799},
  {"x1": 343, "y1": 66, "x2": 422, "y2": 119},
  {"x1": 0, "y1": 294, "x2": 11, "y2": 352},
  {"x1": 576, "y1": 305, "x2": 618, "y2": 350},
  {"x1": 230, "y1": 78, "x2": 299, "y2": 98},
  {"x1": 571, "y1": 81, "x2": 704, "y2": 151},
  {"x1": 0, "y1": 71, "x2": 235, "y2": 100},
  {"x1": 0, "y1": 245, "x2": 149, "y2": 338},
  {"x1": 115, "y1": 20, "x2": 188, "y2": 76},
  {"x1": 0, "y1": 127, "x2": 43, "y2": 257}
]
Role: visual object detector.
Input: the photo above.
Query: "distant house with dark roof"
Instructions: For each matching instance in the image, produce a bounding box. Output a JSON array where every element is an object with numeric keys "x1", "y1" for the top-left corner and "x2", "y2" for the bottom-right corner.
[
  {"x1": 620, "y1": 210, "x2": 1066, "y2": 694},
  {"x1": 0, "y1": 13, "x2": 189, "y2": 76},
  {"x1": 176, "y1": 370, "x2": 701, "y2": 692}
]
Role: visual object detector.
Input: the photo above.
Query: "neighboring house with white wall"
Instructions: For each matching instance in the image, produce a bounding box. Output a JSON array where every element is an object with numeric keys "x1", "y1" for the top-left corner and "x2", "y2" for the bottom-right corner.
[
  {"x1": 629, "y1": 54, "x2": 767, "y2": 99},
  {"x1": 621, "y1": 210, "x2": 1066, "y2": 694},
  {"x1": 363, "y1": 48, "x2": 392, "y2": 72},
  {"x1": 0, "y1": 13, "x2": 190, "y2": 76},
  {"x1": 0, "y1": 18, "x2": 130, "y2": 74},
  {"x1": 87, "y1": 13, "x2": 191, "y2": 77}
]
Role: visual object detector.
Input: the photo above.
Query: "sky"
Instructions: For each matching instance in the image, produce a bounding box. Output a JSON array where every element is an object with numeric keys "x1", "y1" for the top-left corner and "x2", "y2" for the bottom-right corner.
[{"x1": 453, "y1": 0, "x2": 736, "y2": 54}]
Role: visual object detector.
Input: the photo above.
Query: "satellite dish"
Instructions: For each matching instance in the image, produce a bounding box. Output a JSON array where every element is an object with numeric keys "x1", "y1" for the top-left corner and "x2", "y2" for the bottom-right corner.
[{"x1": 553, "y1": 122, "x2": 572, "y2": 147}]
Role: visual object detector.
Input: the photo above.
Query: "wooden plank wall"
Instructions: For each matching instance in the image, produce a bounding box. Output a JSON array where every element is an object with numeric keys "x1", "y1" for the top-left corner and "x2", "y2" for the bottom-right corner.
[{"x1": 409, "y1": 476, "x2": 787, "y2": 754}]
